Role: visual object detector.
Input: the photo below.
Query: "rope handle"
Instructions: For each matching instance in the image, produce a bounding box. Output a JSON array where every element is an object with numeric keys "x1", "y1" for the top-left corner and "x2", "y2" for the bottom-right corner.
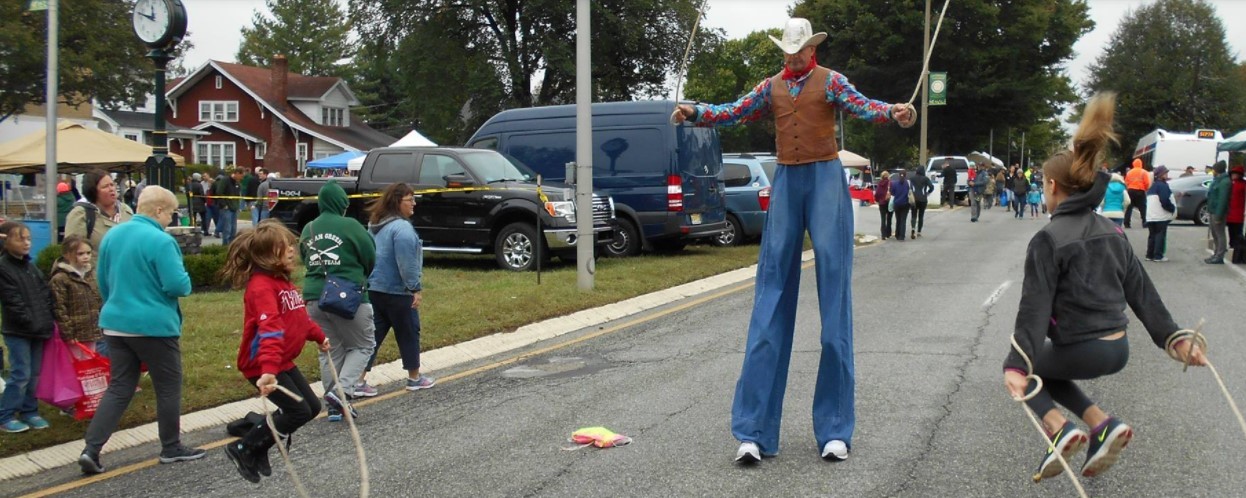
[{"x1": 1165, "y1": 320, "x2": 1246, "y2": 443}]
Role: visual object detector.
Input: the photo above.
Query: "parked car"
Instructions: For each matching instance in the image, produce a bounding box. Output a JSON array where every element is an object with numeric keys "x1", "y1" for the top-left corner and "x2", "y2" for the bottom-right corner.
[
  {"x1": 924, "y1": 155, "x2": 971, "y2": 204},
  {"x1": 466, "y1": 100, "x2": 728, "y2": 257},
  {"x1": 1169, "y1": 173, "x2": 1212, "y2": 225},
  {"x1": 267, "y1": 146, "x2": 616, "y2": 271},
  {"x1": 717, "y1": 153, "x2": 774, "y2": 246}
]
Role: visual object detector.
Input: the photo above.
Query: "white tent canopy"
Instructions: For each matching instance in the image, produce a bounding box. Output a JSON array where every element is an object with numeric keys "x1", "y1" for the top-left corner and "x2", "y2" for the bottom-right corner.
[
  {"x1": 838, "y1": 149, "x2": 870, "y2": 168},
  {"x1": 347, "y1": 129, "x2": 437, "y2": 171}
]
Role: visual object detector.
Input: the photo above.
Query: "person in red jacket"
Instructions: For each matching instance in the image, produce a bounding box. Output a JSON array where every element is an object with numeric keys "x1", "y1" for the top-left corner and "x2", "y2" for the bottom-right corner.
[
  {"x1": 1226, "y1": 166, "x2": 1246, "y2": 264},
  {"x1": 219, "y1": 221, "x2": 330, "y2": 483}
]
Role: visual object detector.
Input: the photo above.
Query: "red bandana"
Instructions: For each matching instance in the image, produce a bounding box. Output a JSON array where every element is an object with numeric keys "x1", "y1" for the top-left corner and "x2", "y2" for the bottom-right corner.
[{"x1": 781, "y1": 54, "x2": 817, "y2": 81}]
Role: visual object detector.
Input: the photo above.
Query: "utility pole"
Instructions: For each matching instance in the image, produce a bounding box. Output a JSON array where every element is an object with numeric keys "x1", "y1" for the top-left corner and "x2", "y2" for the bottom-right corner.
[
  {"x1": 44, "y1": 0, "x2": 59, "y2": 237},
  {"x1": 1021, "y1": 132, "x2": 1026, "y2": 170},
  {"x1": 919, "y1": 0, "x2": 930, "y2": 170},
  {"x1": 988, "y1": 128, "x2": 993, "y2": 161},
  {"x1": 574, "y1": 0, "x2": 594, "y2": 291}
]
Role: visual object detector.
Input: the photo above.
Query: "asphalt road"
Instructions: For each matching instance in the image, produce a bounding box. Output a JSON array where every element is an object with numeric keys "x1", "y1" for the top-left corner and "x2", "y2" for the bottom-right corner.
[{"x1": 10, "y1": 204, "x2": 1246, "y2": 498}]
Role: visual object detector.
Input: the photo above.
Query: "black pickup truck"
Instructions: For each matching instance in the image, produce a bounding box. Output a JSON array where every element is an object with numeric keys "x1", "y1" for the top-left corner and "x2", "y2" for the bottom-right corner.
[{"x1": 266, "y1": 146, "x2": 616, "y2": 271}]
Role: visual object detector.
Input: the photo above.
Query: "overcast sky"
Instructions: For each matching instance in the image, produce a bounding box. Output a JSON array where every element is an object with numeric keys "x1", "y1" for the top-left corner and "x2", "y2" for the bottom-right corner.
[{"x1": 181, "y1": 0, "x2": 1244, "y2": 100}]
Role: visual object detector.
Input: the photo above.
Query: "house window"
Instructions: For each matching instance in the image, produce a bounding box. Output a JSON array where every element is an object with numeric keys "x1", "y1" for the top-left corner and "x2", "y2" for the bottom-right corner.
[
  {"x1": 215, "y1": 75, "x2": 223, "y2": 89},
  {"x1": 198, "y1": 101, "x2": 239, "y2": 122},
  {"x1": 197, "y1": 142, "x2": 237, "y2": 167},
  {"x1": 124, "y1": 134, "x2": 140, "y2": 143},
  {"x1": 255, "y1": 142, "x2": 267, "y2": 160},
  {"x1": 321, "y1": 107, "x2": 346, "y2": 127},
  {"x1": 296, "y1": 143, "x2": 308, "y2": 171}
]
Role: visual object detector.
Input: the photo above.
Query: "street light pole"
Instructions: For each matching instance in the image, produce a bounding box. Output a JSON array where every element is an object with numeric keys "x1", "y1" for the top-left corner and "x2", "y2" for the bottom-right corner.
[
  {"x1": 919, "y1": 0, "x2": 930, "y2": 170},
  {"x1": 574, "y1": 0, "x2": 594, "y2": 291},
  {"x1": 146, "y1": 49, "x2": 176, "y2": 191},
  {"x1": 44, "y1": 0, "x2": 59, "y2": 236}
]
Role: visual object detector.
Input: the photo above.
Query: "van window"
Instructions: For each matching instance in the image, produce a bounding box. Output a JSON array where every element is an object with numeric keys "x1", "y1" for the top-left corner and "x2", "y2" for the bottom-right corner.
[
  {"x1": 722, "y1": 162, "x2": 752, "y2": 188},
  {"x1": 507, "y1": 128, "x2": 667, "y2": 179},
  {"x1": 930, "y1": 158, "x2": 969, "y2": 171},
  {"x1": 370, "y1": 153, "x2": 415, "y2": 184},
  {"x1": 761, "y1": 159, "x2": 777, "y2": 183},
  {"x1": 677, "y1": 127, "x2": 722, "y2": 176},
  {"x1": 470, "y1": 137, "x2": 498, "y2": 150},
  {"x1": 418, "y1": 154, "x2": 466, "y2": 186}
]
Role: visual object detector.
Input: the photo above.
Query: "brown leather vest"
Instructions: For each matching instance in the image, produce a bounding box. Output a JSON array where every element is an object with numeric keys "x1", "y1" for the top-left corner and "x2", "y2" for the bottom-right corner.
[{"x1": 771, "y1": 65, "x2": 839, "y2": 165}]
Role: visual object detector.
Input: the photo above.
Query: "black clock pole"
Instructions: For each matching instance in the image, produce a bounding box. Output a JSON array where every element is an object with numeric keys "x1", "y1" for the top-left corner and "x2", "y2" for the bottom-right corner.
[{"x1": 145, "y1": 48, "x2": 177, "y2": 192}]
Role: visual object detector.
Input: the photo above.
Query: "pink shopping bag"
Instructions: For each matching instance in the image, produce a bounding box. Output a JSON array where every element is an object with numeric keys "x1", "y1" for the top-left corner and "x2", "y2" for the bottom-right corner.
[{"x1": 35, "y1": 324, "x2": 85, "y2": 410}]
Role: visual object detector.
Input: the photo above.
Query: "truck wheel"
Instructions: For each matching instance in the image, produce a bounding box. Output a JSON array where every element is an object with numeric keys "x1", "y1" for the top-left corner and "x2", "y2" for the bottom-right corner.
[
  {"x1": 711, "y1": 214, "x2": 742, "y2": 247},
  {"x1": 604, "y1": 218, "x2": 641, "y2": 258},
  {"x1": 495, "y1": 222, "x2": 547, "y2": 271}
]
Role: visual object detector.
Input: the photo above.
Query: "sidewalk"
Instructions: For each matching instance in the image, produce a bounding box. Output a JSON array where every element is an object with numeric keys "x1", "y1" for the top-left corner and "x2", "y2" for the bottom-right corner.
[{"x1": 0, "y1": 248, "x2": 820, "y2": 482}]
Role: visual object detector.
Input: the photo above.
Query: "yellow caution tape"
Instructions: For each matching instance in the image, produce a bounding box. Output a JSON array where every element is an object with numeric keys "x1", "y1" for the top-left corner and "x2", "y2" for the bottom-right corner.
[{"x1": 188, "y1": 186, "x2": 521, "y2": 203}]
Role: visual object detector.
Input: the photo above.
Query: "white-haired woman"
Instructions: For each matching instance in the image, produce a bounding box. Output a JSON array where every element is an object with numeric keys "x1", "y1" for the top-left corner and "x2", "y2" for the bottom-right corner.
[{"x1": 78, "y1": 186, "x2": 203, "y2": 475}]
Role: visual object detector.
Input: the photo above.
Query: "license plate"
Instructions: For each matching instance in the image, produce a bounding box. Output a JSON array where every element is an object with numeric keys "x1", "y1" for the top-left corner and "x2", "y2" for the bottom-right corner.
[{"x1": 690, "y1": 213, "x2": 702, "y2": 225}]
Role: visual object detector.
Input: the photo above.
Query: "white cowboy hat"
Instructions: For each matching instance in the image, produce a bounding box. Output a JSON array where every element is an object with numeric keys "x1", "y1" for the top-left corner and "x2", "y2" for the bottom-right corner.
[{"x1": 768, "y1": 18, "x2": 827, "y2": 55}]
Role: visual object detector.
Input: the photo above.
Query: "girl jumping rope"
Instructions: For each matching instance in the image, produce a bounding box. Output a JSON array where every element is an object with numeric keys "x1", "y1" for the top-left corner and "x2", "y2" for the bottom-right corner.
[
  {"x1": 1002, "y1": 93, "x2": 1207, "y2": 482},
  {"x1": 219, "y1": 221, "x2": 330, "y2": 483}
]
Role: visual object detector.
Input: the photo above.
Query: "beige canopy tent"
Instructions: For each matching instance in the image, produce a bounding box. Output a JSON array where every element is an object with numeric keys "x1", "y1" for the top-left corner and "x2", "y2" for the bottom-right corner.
[
  {"x1": 0, "y1": 120, "x2": 185, "y2": 174},
  {"x1": 838, "y1": 149, "x2": 870, "y2": 168}
]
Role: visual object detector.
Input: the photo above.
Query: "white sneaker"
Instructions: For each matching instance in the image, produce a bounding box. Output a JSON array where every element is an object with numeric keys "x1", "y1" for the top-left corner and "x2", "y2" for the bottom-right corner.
[
  {"x1": 821, "y1": 440, "x2": 849, "y2": 461},
  {"x1": 734, "y1": 441, "x2": 761, "y2": 463}
]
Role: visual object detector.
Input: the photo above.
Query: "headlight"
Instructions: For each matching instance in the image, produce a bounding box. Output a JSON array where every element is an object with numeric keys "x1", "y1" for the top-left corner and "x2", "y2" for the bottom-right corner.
[{"x1": 544, "y1": 201, "x2": 576, "y2": 223}]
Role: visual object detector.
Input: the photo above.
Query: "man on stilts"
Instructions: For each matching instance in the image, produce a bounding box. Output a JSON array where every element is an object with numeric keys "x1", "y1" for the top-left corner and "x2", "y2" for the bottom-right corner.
[{"x1": 672, "y1": 17, "x2": 916, "y2": 463}]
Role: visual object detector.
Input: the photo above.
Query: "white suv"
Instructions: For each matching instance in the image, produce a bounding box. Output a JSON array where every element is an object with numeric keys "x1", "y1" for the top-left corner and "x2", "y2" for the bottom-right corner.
[{"x1": 925, "y1": 156, "x2": 971, "y2": 205}]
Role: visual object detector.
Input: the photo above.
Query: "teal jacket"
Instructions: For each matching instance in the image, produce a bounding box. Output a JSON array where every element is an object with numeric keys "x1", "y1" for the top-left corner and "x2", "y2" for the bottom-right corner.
[
  {"x1": 1208, "y1": 175, "x2": 1230, "y2": 217},
  {"x1": 97, "y1": 215, "x2": 192, "y2": 336}
]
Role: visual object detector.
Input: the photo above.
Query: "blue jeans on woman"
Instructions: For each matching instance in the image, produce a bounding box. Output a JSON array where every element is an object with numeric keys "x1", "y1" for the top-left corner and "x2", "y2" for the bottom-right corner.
[
  {"x1": 731, "y1": 159, "x2": 855, "y2": 456},
  {"x1": 366, "y1": 291, "x2": 422, "y2": 372},
  {"x1": 0, "y1": 336, "x2": 45, "y2": 423}
]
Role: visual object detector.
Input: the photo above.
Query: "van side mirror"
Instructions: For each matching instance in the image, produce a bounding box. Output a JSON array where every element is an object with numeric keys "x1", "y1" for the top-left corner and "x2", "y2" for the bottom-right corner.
[{"x1": 445, "y1": 173, "x2": 475, "y2": 188}]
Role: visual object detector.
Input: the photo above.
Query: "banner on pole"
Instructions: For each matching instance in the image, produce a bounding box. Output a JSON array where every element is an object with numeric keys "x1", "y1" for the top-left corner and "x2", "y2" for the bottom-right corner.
[
  {"x1": 27, "y1": 0, "x2": 48, "y2": 11},
  {"x1": 928, "y1": 72, "x2": 947, "y2": 106}
]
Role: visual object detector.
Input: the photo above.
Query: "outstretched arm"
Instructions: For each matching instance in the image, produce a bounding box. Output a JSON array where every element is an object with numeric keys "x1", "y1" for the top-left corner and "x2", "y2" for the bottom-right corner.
[
  {"x1": 672, "y1": 78, "x2": 773, "y2": 127},
  {"x1": 826, "y1": 71, "x2": 915, "y2": 127}
]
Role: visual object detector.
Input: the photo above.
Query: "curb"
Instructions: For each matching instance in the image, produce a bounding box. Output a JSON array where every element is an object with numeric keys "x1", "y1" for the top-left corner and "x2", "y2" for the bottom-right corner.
[{"x1": 0, "y1": 248, "x2": 820, "y2": 482}]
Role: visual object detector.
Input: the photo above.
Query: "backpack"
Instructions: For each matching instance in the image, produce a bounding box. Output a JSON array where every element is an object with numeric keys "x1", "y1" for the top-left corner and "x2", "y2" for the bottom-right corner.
[{"x1": 75, "y1": 201, "x2": 97, "y2": 238}]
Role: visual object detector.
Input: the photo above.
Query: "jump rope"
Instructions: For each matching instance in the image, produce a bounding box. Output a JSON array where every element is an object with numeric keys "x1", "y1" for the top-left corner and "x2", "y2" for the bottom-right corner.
[
  {"x1": 257, "y1": 352, "x2": 370, "y2": 498},
  {"x1": 1010, "y1": 319, "x2": 1246, "y2": 497},
  {"x1": 670, "y1": 0, "x2": 951, "y2": 121}
]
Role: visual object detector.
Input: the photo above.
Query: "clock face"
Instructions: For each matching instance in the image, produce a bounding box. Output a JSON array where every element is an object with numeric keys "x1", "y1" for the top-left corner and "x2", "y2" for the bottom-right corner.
[{"x1": 133, "y1": 0, "x2": 172, "y2": 45}]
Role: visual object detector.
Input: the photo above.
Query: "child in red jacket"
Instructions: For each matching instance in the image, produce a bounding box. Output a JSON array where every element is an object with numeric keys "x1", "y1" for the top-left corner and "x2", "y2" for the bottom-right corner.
[{"x1": 219, "y1": 221, "x2": 330, "y2": 483}]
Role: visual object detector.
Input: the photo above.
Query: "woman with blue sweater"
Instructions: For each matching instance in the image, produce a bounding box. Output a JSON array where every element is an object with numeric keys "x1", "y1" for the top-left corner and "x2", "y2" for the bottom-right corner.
[
  {"x1": 1100, "y1": 173, "x2": 1129, "y2": 226},
  {"x1": 889, "y1": 170, "x2": 911, "y2": 241},
  {"x1": 79, "y1": 186, "x2": 203, "y2": 475},
  {"x1": 365, "y1": 183, "x2": 435, "y2": 391}
]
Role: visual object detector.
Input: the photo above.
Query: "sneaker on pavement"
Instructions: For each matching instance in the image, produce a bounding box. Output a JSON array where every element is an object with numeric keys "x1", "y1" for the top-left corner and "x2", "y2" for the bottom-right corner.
[
  {"x1": 326, "y1": 406, "x2": 343, "y2": 422},
  {"x1": 1, "y1": 419, "x2": 30, "y2": 433},
  {"x1": 821, "y1": 440, "x2": 849, "y2": 461},
  {"x1": 406, "y1": 375, "x2": 436, "y2": 391},
  {"x1": 224, "y1": 441, "x2": 261, "y2": 483},
  {"x1": 78, "y1": 451, "x2": 105, "y2": 475},
  {"x1": 256, "y1": 447, "x2": 272, "y2": 477},
  {"x1": 352, "y1": 382, "x2": 379, "y2": 398},
  {"x1": 21, "y1": 415, "x2": 49, "y2": 430},
  {"x1": 1034, "y1": 421, "x2": 1088, "y2": 481},
  {"x1": 734, "y1": 441, "x2": 761, "y2": 464},
  {"x1": 1082, "y1": 418, "x2": 1133, "y2": 477},
  {"x1": 159, "y1": 444, "x2": 207, "y2": 464},
  {"x1": 324, "y1": 391, "x2": 359, "y2": 420}
]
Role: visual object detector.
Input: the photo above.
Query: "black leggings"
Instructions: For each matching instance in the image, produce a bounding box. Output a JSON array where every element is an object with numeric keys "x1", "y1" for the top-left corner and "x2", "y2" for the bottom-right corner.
[
  {"x1": 1025, "y1": 335, "x2": 1130, "y2": 418},
  {"x1": 242, "y1": 367, "x2": 321, "y2": 448},
  {"x1": 911, "y1": 201, "x2": 928, "y2": 233}
]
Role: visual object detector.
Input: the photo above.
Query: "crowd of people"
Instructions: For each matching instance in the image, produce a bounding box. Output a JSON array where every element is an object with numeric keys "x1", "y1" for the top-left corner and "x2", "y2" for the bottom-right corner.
[
  {"x1": 187, "y1": 167, "x2": 275, "y2": 245},
  {"x1": 0, "y1": 168, "x2": 433, "y2": 481}
]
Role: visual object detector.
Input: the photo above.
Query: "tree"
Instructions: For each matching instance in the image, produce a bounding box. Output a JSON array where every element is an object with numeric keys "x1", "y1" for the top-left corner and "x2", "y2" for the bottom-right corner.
[
  {"x1": 1085, "y1": 0, "x2": 1246, "y2": 160},
  {"x1": 236, "y1": 0, "x2": 354, "y2": 76},
  {"x1": 350, "y1": 0, "x2": 709, "y2": 109},
  {"x1": 683, "y1": 29, "x2": 782, "y2": 152},
  {"x1": 0, "y1": 0, "x2": 154, "y2": 122}
]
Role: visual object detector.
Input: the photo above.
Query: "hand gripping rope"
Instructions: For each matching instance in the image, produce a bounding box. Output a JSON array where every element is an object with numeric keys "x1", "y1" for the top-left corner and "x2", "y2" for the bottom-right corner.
[
  {"x1": 258, "y1": 353, "x2": 370, "y2": 498},
  {"x1": 1164, "y1": 320, "x2": 1246, "y2": 442},
  {"x1": 1009, "y1": 335, "x2": 1091, "y2": 498}
]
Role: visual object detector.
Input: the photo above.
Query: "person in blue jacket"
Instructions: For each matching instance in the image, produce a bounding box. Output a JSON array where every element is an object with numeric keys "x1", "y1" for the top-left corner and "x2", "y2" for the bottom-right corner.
[{"x1": 78, "y1": 186, "x2": 204, "y2": 475}]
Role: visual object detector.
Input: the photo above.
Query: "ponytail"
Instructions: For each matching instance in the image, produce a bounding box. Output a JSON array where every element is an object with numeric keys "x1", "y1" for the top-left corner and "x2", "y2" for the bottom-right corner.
[{"x1": 1044, "y1": 92, "x2": 1119, "y2": 192}]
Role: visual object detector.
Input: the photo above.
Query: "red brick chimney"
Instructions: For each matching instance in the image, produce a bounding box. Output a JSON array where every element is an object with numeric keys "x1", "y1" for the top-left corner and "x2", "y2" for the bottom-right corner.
[{"x1": 268, "y1": 54, "x2": 293, "y2": 176}]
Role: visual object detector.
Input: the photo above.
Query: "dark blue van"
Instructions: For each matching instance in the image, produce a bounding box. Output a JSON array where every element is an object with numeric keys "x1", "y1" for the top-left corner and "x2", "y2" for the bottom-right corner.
[{"x1": 466, "y1": 101, "x2": 728, "y2": 256}]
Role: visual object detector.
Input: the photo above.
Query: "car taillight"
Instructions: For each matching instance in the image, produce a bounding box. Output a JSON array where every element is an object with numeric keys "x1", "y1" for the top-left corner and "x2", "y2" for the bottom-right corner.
[
  {"x1": 266, "y1": 190, "x2": 279, "y2": 211},
  {"x1": 667, "y1": 174, "x2": 683, "y2": 211},
  {"x1": 758, "y1": 186, "x2": 771, "y2": 212}
]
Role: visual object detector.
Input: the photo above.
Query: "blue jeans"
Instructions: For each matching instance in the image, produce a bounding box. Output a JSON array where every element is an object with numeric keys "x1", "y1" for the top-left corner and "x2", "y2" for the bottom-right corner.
[
  {"x1": 0, "y1": 336, "x2": 45, "y2": 423},
  {"x1": 206, "y1": 205, "x2": 220, "y2": 236},
  {"x1": 218, "y1": 208, "x2": 238, "y2": 245},
  {"x1": 367, "y1": 292, "x2": 422, "y2": 372},
  {"x1": 731, "y1": 159, "x2": 855, "y2": 456}
]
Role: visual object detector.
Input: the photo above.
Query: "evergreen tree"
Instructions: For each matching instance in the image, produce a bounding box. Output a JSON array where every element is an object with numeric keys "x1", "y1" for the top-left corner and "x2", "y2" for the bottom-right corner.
[
  {"x1": 236, "y1": 0, "x2": 353, "y2": 76},
  {"x1": 1085, "y1": 0, "x2": 1246, "y2": 159}
]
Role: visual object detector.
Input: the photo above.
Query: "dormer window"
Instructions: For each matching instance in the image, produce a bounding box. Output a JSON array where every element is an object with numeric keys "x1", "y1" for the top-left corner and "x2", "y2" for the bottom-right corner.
[{"x1": 322, "y1": 106, "x2": 346, "y2": 127}]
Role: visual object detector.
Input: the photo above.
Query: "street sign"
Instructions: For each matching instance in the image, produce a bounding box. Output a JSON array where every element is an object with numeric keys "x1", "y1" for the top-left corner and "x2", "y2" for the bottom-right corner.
[
  {"x1": 26, "y1": 0, "x2": 48, "y2": 11},
  {"x1": 929, "y1": 72, "x2": 947, "y2": 106}
]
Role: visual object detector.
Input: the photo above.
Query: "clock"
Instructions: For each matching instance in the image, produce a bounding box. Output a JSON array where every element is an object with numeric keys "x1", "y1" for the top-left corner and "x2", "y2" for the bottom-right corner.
[{"x1": 132, "y1": 0, "x2": 188, "y2": 49}]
